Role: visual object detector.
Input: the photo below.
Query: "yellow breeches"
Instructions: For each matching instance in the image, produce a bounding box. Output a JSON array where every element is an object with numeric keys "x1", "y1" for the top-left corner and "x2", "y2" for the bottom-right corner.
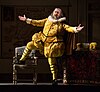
[
  {"x1": 20, "y1": 40, "x2": 43, "y2": 61},
  {"x1": 27, "y1": 41, "x2": 38, "y2": 50}
]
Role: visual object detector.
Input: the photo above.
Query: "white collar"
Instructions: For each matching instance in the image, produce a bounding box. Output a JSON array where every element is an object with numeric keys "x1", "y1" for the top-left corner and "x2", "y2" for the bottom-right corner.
[{"x1": 48, "y1": 15, "x2": 66, "y2": 23}]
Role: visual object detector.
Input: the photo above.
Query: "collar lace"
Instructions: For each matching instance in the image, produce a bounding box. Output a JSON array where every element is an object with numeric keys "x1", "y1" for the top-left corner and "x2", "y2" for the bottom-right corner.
[{"x1": 48, "y1": 15, "x2": 66, "y2": 23}]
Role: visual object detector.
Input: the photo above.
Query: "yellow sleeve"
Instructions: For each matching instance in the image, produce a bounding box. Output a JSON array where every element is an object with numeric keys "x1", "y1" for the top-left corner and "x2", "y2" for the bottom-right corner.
[
  {"x1": 63, "y1": 24, "x2": 76, "y2": 33},
  {"x1": 26, "y1": 18, "x2": 47, "y2": 27}
]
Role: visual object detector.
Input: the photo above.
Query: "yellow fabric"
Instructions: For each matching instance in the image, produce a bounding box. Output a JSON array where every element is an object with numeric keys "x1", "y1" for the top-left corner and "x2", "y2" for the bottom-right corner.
[
  {"x1": 44, "y1": 42, "x2": 65, "y2": 57},
  {"x1": 26, "y1": 33, "x2": 44, "y2": 55},
  {"x1": 20, "y1": 48, "x2": 31, "y2": 61},
  {"x1": 63, "y1": 24, "x2": 76, "y2": 33},
  {"x1": 89, "y1": 42, "x2": 97, "y2": 50},
  {"x1": 48, "y1": 58, "x2": 58, "y2": 80},
  {"x1": 27, "y1": 18, "x2": 76, "y2": 57},
  {"x1": 26, "y1": 18, "x2": 47, "y2": 27},
  {"x1": 22, "y1": 17, "x2": 76, "y2": 80}
]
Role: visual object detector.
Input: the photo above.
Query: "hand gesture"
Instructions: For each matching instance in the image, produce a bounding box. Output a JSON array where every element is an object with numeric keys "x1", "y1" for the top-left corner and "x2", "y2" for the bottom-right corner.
[
  {"x1": 18, "y1": 15, "x2": 26, "y2": 21},
  {"x1": 76, "y1": 24, "x2": 84, "y2": 32}
]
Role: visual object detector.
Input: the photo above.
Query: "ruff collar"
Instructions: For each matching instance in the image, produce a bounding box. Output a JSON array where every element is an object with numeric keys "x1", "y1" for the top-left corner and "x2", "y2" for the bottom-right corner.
[{"x1": 48, "y1": 15, "x2": 66, "y2": 23}]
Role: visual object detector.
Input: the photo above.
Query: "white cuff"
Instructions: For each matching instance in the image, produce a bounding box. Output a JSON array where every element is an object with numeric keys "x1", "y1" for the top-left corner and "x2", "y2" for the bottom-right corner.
[
  {"x1": 26, "y1": 18, "x2": 32, "y2": 24},
  {"x1": 73, "y1": 27, "x2": 78, "y2": 33}
]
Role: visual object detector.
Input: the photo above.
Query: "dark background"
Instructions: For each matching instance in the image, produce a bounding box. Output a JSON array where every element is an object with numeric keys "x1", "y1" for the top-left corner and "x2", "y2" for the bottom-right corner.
[{"x1": 0, "y1": 0, "x2": 100, "y2": 83}]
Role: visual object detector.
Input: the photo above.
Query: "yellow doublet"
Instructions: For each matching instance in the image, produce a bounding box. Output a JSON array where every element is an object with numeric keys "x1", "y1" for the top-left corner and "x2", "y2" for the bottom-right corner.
[{"x1": 26, "y1": 18, "x2": 76, "y2": 58}]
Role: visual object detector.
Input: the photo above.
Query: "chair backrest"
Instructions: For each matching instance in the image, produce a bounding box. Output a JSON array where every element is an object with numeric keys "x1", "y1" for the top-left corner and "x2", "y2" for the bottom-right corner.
[
  {"x1": 14, "y1": 46, "x2": 37, "y2": 65},
  {"x1": 15, "y1": 46, "x2": 35, "y2": 57},
  {"x1": 75, "y1": 43, "x2": 90, "y2": 51}
]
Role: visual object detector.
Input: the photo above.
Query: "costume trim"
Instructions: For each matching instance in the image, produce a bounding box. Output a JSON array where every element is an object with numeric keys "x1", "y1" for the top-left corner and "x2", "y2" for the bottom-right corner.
[
  {"x1": 26, "y1": 18, "x2": 32, "y2": 24},
  {"x1": 48, "y1": 15, "x2": 66, "y2": 23},
  {"x1": 73, "y1": 27, "x2": 78, "y2": 33}
]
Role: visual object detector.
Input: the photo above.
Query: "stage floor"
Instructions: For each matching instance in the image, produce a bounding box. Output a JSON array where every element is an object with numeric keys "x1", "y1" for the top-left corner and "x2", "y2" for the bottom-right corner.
[
  {"x1": 0, "y1": 83, "x2": 99, "y2": 92},
  {"x1": 0, "y1": 83, "x2": 99, "y2": 86}
]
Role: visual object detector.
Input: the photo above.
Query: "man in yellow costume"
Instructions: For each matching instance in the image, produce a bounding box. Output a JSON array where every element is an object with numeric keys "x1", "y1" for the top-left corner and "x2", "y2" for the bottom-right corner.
[{"x1": 18, "y1": 8, "x2": 84, "y2": 85}]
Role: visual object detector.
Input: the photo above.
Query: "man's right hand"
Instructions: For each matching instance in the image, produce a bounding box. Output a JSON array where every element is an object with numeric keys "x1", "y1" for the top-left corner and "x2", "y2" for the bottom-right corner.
[{"x1": 18, "y1": 15, "x2": 26, "y2": 21}]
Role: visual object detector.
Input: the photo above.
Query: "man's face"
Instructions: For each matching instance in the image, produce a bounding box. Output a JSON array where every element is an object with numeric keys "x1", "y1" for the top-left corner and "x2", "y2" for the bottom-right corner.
[{"x1": 52, "y1": 8, "x2": 62, "y2": 19}]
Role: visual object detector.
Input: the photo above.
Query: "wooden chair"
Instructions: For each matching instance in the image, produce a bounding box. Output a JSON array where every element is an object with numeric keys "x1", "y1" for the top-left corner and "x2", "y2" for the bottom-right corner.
[{"x1": 12, "y1": 46, "x2": 38, "y2": 85}]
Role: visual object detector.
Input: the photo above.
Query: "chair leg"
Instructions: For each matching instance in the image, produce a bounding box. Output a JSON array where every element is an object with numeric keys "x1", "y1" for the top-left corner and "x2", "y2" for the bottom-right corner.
[
  {"x1": 33, "y1": 70, "x2": 37, "y2": 85},
  {"x1": 63, "y1": 67, "x2": 68, "y2": 85},
  {"x1": 13, "y1": 64, "x2": 17, "y2": 85}
]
